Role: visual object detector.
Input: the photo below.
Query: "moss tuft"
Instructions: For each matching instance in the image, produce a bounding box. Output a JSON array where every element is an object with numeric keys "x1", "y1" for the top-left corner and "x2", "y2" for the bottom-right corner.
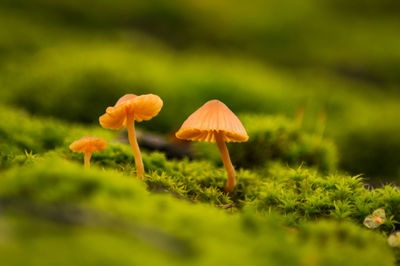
[{"x1": 0, "y1": 158, "x2": 395, "y2": 265}]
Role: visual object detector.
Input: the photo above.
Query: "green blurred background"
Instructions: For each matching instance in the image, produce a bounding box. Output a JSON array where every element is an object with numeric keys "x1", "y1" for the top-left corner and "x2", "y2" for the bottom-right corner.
[{"x1": 0, "y1": 0, "x2": 399, "y2": 183}]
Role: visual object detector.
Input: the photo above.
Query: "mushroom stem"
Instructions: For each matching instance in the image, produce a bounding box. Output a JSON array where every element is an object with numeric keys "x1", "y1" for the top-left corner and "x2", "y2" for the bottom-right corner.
[
  {"x1": 126, "y1": 114, "x2": 145, "y2": 179},
  {"x1": 84, "y1": 152, "x2": 92, "y2": 169},
  {"x1": 215, "y1": 133, "x2": 236, "y2": 193}
]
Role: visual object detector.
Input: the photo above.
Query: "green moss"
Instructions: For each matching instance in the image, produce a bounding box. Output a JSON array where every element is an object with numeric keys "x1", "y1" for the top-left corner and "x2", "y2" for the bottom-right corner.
[
  {"x1": 0, "y1": 159, "x2": 395, "y2": 265},
  {"x1": 0, "y1": 104, "x2": 115, "y2": 169},
  {"x1": 1, "y1": 35, "x2": 399, "y2": 180},
  {"x1": 67, "y1": 144, "x2": 400, "y2": 237},
  {"x1": 0, "y1": 1, "x2": 399, "y2": 264},
  {"x1": 1, "y1": 0, "x2": 400, "y2": 181},
  {"x1": 299, "y1": 220, "x2": 395, "y2": 266},
  {"x1": 252, "y1": 164, "x2": 400, "y2": 233},
  {"x1": 232, "y1": 114, "x2": 337, "y2": 172},
  {"x1": 65, "y1": 143, "x2": 256, "y2": 207},
  {"x1": 1, "y1": 104, "x2": 397, "y2": 236}
]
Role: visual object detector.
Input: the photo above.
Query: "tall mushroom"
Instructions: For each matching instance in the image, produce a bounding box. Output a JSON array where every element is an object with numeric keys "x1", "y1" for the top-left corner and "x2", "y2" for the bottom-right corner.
[
  {"x1": 69, "y1": 136, "x2": 107, "y2": 168},
  {"x1": 99, "y1": 94, "x2": 163, "y2": 179},
  {"x1": 176, "y1": 100, "x2": 248, "y2": 193}
]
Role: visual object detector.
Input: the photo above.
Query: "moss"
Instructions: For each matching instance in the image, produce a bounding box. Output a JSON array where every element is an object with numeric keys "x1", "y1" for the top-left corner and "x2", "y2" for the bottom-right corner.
[
  {"x1": 298, "y1": 220, "x2": 395, "y2": 266},
  {"x1": 0, "y1": 104, "x2": 115, "y2": 169},
  {"x1": 66, "y1": 144, "x2": 400, "y2": 237},
  {"x1": 0, "y1": 150, "x2": 40, "y2": 169},
  {"x1": 0, "y1": 1, "x2": 399, "y2": 264},
  {"x1": 1, "y1": 36, "x2": 399, "y2": 180},
  {"x1": 0, "y1": 104, "x2": 399, "y2": 263},
  {"x1": 1, "y1": 105, "x2": 397, "y2": 236},
  {"x1": 1, "y1": 0, "x2": 400, "y2": 181},
  {"x1": 232, "y1": 114, "x2": 337, "y2": 172},
  {"x1": 67, "y1": 144, "x2": 257, "y2": 207},
  {"x1": 0, "y1": 158, "x2": 395, "y2": 265},
  {"x1": 252, "y1": 164, "x2": 400, "y2": 233}
]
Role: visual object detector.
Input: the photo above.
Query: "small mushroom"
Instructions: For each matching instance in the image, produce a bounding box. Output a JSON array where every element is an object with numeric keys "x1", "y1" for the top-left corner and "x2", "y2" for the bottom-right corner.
[
  {"x1": 99, "y1": 94, "x2": 163, "y2": 179},
  {"x1": 69, "y1": 136, "x2": 107, "y2": 168},
  {"x1": 175, "y1": 100, "x2": 248, "y2": 193}
]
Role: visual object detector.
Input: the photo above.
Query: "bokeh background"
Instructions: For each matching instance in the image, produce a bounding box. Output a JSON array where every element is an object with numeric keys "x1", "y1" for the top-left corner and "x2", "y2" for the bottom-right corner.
[{"x1": 1, "y1": 0, "x2": 399, "y2": 183}]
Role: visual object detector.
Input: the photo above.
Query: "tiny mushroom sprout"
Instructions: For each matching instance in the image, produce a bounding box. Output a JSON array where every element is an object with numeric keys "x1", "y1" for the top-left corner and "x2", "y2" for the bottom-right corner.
[
  {"x1": 99, "y1": 94, "x2": 163, "y2": 179},
  {"x1": 69, "y1": 136, "x2": 107, "y2": 168},
  {"x1": 175, "y1": 99, "x2": 249, "y2": 193}
]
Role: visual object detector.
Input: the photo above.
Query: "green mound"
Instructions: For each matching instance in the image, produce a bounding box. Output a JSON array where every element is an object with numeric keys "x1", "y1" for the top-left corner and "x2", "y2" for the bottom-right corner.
[
  {"x1": 0, "y1": 159, "x2": 395, "y2": 265},
  {"x1": 0, "y1": 104, "x2": 399, "y2": 265},
  {"x1": 0, "y1": 1, "x2": 399, "y2": 264},
  {"x1": 68, "y1": 143, "x2": 400, "y2": 235},
  {"x1": 0, "y1": 105, "x2": 114, "y2": 169},
  {"x1": 1, "y1": 36, "x2": 398, "y2": 181},
  {"x1": 232, "y1": 114, "x2": 337, "y2": 172}
]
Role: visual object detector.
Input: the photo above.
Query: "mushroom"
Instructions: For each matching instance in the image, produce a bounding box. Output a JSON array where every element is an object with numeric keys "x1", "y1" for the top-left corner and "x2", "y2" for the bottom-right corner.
[
  {"x1": 99, "y1": 94, "x2": 163, "y2": 179},
  {"x1": 69, "y1": 136, "x2": 107, "y2": 168},
  {"x1": 175, "y1": 100, "x2": 248, "y2": 193}
]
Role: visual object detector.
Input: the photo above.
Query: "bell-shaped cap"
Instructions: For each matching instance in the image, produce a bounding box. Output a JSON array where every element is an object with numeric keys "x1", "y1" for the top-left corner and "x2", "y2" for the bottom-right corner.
[
  {"x1": 99, "y1": 94, "x2": 163, "y2": 129},
  {"x1": 69, "y1": 136, "x2": 107, "y2": 153},
  {"x1": 176, "y1": 100, "x2": 249, "y2": 143}
]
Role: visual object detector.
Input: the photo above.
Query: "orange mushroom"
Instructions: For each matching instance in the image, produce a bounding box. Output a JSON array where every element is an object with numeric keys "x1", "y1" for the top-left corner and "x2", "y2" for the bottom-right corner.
[
  {"x1": 176, "y1": 100, "x2": 248, "y2": 193},
  {"x1": 69, "y1": 136, "x2": 107, "y2": 168},
  {"x1": 99, "y1": 94, "x2": 163, "y2": 179}
]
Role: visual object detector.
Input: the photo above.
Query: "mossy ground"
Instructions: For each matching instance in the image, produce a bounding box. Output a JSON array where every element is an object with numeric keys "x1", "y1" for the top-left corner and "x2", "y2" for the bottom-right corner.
[
  {"x1": 0, "y1": 104, "x2": 399, "y2": 265},
  {"x1": 0, "y1": 158, "x2": 397, "y2": 266},
  {"x1": 0, "y1": 0, "x2": 399, "y2": 181},
  {"x1": 0, "y1": 2, "x2": 399, "y2": 264}
]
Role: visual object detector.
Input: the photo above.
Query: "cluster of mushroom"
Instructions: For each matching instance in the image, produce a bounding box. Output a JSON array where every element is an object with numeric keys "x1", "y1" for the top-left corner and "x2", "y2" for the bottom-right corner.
[{"x1": 70, "y1": 94, "x2": 248, "y2": 193}]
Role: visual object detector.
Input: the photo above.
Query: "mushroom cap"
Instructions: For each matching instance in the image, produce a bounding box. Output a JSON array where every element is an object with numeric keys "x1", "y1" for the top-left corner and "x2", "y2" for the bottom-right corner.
[
  {"x1": 99, "y1": 94, "x2": 163, "y2": 129},
  {"x1": 175, "y1": 100, "x2": 249, "y2": 143},
  {"x1": 69, "y1": 136, "x2": 108, "y2": 153}
]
